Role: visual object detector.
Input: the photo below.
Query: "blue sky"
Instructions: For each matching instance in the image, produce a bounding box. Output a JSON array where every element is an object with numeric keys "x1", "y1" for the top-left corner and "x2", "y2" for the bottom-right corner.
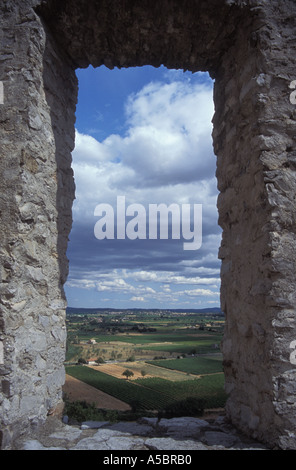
[{"x1": 64, "y1": 65, "x2": 222, "y2": 310}]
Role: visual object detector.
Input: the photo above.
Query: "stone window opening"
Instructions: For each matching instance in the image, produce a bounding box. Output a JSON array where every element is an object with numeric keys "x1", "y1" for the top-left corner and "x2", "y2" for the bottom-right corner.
[
  {"x1": 62, "y1": 63, "x2": 222, "y2": 420},
  {"x1": 66, "y1": 65, "x2": 220, "y2": 311}
]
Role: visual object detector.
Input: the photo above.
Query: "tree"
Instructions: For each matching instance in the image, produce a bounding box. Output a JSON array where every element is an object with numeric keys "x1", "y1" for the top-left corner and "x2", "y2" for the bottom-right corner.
[
  {"x1": 127, "y1": 355, "x2": 135, "y2": 362},
  {"x1": 77, "y1": 357, "x2": 87, "y2": 364},
  {"x1": 96, "y1": 357, "x2": 105, "y2": 364},
  {"x1": 122, "y1": 369, "x2": 134, "y2": 380}
]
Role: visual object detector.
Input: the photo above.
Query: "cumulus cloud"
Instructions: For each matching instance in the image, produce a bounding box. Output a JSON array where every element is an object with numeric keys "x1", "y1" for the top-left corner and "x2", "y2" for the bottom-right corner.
[
  {"x1": 71, "y1": 78, "x2": 216, "y2": 218},
  {"x1": 108, "y1": 80, "x2": 215, "y2": 188},
  {"x1": 130, "y1": 296, "x2": 146, "y2": 302},
  {"x1": 65, "y1": 69, "x2": 222, "y2": 309},
  {"x1": 66, "y1": 266, "x2": 221, "y2": 308}
]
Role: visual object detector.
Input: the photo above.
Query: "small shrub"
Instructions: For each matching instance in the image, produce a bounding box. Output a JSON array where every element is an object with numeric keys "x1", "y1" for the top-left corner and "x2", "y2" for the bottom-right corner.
[
  {"x1": 96, "y1": 357, "x2": 105, "y2": 364},
  {"x1": 126, "y1": 355, "x2": 135, "y2": 362},
  {"x1": 64, "y1": 400, "x2": 101, "y2": 422},
  {"x1": 161, "y1": 397, "x2": 205, "y2": 418},
  {"x1": 63, "y1": 400, "x2": 119, "y2": 423},
  {"x1": 77, "y1": 357, "x2": 88, "y2": 364}
]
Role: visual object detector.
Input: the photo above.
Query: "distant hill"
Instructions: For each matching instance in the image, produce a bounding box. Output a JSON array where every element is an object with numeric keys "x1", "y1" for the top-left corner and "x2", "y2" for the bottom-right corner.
[{"x1": 66, "y1": 306, "x2": 223, "y2": 315}]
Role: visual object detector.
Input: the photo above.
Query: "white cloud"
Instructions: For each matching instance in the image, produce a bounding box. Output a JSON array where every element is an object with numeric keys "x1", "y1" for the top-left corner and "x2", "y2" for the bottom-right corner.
[
  {"x1": 67, "y1": 268, "x2": 220, "y2": 301},
  {"x1": 130, "y1": 296, "x2": 145, "y2": 302},
  {"x1": 71, "y1": 78, "x2": 216, "y2": 223},
  {"x1": 106, "y1": 81, "x2": 215, "y2": 188},
  {"x1": 124, "y1": 270, "x2": 219, "y2": 287},
  {"x1": 96, "y1": 278, "x2": 133, "y2": 292},
  {"x1": 183, "y1": 288, "x2": 220, "y2": 297},
  {"x1": 74, "y1": 131, "x2": 112, "y2": 163},
  {"x1": 66, "y1": 71, "x2": 221, "y2": 309}
]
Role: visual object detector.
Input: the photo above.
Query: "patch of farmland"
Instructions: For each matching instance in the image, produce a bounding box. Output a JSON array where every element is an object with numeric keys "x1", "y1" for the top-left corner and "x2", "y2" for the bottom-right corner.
[
  {"x1": 147, "y1": 355, "x2": 223, "y2": 375},
  {"x1": 119, "y1": 361, "x2": 197, "y2": 381},
  {"x1": 65, "y1": 365, "x2": 174, "y2": 411},
  {"x1": 63, "y1": 374, "x2": 131, "y2": 410},
  {"x1": 65, "y1": 365, "x2": 227, "y2": 412},
  {"x1": 88, "y1": 363, "x2": 148, "y2": 380},
  {"x1": 141, "y1": 338, "x2": 221, "y2": 355},
  {"x1": 90, "y1": 361, "x2": 196, "y2": 381},
  {"x1": 135, "y1": 374, "x2": 227, "y2": 409}
]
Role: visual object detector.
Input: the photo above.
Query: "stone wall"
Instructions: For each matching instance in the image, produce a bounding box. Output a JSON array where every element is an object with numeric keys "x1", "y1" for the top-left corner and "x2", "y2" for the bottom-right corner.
[
  {"x1": 213, "y1": 2, "x2": 296, "y2": 448},
  {"x1": 0, "y1": 0, "x2": 77, "y2": 448},
  {"x1": 0, "y1": 0, "x2": 296, "y2": 450}
]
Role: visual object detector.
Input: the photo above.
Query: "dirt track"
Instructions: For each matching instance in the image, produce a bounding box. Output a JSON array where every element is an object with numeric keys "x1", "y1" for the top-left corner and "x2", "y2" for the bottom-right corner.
[{"x1": 63, "y1": 374, "x2": 131, "y2": 411}]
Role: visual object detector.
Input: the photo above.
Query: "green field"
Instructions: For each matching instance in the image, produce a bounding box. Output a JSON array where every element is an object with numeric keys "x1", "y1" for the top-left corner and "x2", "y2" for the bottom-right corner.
[
  {"x1": 66, "y1": 365, "x2": 227, "y2": 412},
  {"x1": 66, "y1": 312, "x2": 224, "y2": 363},
  {"x1": 66, "y1": 365, "x2": 169, "y2": 410},
  {"x1": 147, "y1": 355, "x2": 223, "y2": 375},
  {"x1": 65, "y1": 308, "x2": 226, "y2": 417}
]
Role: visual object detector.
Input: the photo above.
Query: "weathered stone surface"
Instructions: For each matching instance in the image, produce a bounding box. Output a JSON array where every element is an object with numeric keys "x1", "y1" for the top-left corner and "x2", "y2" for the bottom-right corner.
[
  {"x1": 80, "y1": 420, "x2": 109, "y2": 430},
  {"x1": 18, "y1": 415, "x2": 268, "y2": 451},
  {"x1": 22, "y1": 440, "x2": 65, "y2": 451},
  {"x1": 106, "y1": 421, "x2": 155, "y2": 436},
  {"x1": 1, "y1": 0, "x2": 296, "y2": 451},
  {"x1": 201, "y1": 431, "x2": 239, "y2": 448},
  {"x1": 145, "y1": 437, "x2": 208, "y2": 451},
  {"x1": 152, "y1": 417, "x2": 209, "y2": 439}
]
